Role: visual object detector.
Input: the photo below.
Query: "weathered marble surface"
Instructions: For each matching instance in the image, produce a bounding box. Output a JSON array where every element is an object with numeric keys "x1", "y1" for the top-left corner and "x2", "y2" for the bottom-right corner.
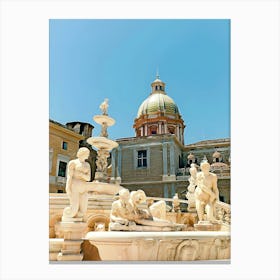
[
  {"x1": 186, "y1": 163, "x2": 197, "y2": 212},
  {"x1": 86, "y1": 231, "x2": 230, "y2": 261},
  {"x1": 54, "y1": 222, "x2": 88, "y2": 261}
]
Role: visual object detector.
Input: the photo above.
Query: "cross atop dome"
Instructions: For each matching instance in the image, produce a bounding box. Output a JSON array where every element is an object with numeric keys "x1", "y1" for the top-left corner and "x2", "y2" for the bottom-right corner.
[{"x1": 156, "y1": 68, "x2": 160, "y2": 80}]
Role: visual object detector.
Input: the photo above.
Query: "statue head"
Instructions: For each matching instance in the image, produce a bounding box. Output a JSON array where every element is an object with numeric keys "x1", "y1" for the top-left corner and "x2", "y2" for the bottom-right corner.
[
  {"x1": 189, "y1": 163, "x2": 197, "y2": 177},
  {"x1": 76, "y1": 147, "x2": 90, "y2": 161},
  {"x1": 200, "y1": 161, "x2": 210, "y2": 174},
  {"x1": 131, "y1": 190, "x2": 147, "y2": 206},
  {"x1": 119, "y1": 188, "x2": 130, "y2": 202}
]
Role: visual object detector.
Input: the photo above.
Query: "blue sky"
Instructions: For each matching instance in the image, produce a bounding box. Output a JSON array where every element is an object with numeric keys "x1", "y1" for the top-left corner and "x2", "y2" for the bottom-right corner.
[{"x1": 49, "y1": 19, "x2": 230, "y2": 144}]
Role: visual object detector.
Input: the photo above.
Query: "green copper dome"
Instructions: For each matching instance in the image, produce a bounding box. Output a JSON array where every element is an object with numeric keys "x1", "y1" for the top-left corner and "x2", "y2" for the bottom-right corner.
[{"x1": 137, "y1": 93, "x2": 179, "y2": 118}]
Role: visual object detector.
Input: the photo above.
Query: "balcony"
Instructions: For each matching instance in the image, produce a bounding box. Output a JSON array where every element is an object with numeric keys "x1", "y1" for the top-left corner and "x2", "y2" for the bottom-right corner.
[
  {"x1": 176, "y1": 168, "x2": 189, "y2": 181},
  {"x1": 176, "y1": 165, "x2": 230, "y2": 180},
  {"x1": 56, "y1": 176, "x2": 66, "y2": 185}
]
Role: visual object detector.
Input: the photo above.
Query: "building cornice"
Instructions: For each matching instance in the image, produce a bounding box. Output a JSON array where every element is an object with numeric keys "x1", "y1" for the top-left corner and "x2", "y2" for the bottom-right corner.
[
  {"x1": 185, "y1": 138, "x2": 230, "y2": 150},
  {"x1": 49, "y1": 121, "x2": 85, "y2": 141}
]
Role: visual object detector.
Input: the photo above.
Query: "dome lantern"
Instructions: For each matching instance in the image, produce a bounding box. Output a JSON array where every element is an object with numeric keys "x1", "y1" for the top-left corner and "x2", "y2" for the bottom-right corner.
[{"x1": 150, "y1": 73, "x2": 166, "y2": 94}]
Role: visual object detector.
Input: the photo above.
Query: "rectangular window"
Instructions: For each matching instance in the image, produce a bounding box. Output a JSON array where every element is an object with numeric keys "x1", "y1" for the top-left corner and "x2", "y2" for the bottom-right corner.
[
  {"x1": 58, "y1": 161, "x2": 67, "y2": 177},
  {"x1": 137, "y1": 150, "x2": 147, "y2": 167},
  {"x1": 62, "y1": 141, "x2": 68, "y2": 150}
]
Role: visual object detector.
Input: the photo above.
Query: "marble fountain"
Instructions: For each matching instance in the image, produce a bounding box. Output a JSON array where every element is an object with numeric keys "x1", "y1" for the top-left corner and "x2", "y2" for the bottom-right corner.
[{"x1": 51, "y1": 99, "x2": 231, "y2": 262}]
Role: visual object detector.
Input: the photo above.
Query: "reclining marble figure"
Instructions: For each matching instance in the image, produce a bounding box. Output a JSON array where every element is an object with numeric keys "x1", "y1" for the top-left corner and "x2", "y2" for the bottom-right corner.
[{"x1": 109, "y1": 189, "x2": 184, "y2": 231}]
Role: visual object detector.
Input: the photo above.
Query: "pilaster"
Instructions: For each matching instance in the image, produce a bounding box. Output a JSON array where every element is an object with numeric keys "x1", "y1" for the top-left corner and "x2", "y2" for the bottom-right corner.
[
  {"x1": 110, "y1": 148, "x2": 116, "y2": 181},
  {"x1": 162, "y1": 143, "x2": 168, "y2": 176},
  {"x1": 169, "y1": 141, "x2": 176, "y2": 180},
  {"x1": 116, "y1": 146, "x2": 122, "y2": 180},
  {"x1": 163, "y1": 184, "x2": 169, "y2": 198}
]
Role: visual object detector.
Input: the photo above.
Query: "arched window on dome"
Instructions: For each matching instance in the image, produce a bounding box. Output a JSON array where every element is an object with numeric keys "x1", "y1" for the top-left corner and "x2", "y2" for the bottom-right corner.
[
  {"x1": 149, "y1": 125, "x2": 157, "y2": 135},
  {"x1": 168, "y1": 126, "x2": 175, "y2": 134}
]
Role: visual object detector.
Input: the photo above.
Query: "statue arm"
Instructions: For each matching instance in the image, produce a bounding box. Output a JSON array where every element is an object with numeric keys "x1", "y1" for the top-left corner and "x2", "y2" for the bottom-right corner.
[
  {"x1": 66, "y1": 161, "x2": 75, "y2": 194},
  {"x1": 212, "y1": 174, "x2": 219, "y2": 201},
  {"x1": 135, "y1": 208, "x2": 152, "y2": 220},
  {"x1": 81, "y1": 163, "x2": 91, "y2": 182}
]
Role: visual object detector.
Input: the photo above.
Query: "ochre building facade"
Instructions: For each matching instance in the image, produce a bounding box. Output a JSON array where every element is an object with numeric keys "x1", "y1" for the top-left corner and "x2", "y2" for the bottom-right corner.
[{"x1": 49, "y1": 120, "x2": 85, "y2": 193}]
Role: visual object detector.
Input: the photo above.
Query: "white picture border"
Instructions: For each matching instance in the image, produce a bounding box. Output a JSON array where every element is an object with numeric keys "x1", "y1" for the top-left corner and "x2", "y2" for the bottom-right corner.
[{"x1": 0, "y1": 0, "x2": 279, "y2": 279}]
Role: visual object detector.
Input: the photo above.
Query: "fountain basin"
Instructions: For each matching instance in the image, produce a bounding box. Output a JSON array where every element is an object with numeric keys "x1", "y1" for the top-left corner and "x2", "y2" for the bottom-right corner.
[
  {"x1": 87, "y1": 137, "x2": 118, "y2": 150},
  {"x1": 85, "y1": 231, "x2": 230, "y2": 261},
  {"x1": 93, "y1": 115, "x2": 115, "y2": 126}
]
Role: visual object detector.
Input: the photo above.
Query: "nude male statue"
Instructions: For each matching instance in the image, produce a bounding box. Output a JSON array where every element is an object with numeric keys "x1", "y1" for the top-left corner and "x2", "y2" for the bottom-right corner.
[
  {"x1": 194, "y1": 161, "x2": 219, "y2": 222},
  {"x1": 63, "y1": 147, "x2": 91, "y2": 221},
  {"x1": 62, "y1": 147, "x2": 123, "y2": 222}
]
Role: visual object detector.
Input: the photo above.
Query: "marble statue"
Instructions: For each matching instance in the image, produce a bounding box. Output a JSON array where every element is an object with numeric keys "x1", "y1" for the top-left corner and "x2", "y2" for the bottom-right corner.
[
  {"x1": 186, "y1": 163, "x2": 197, "y2": 212},
  {"x1": 62, "y1": 147, "x2": 123, "y2": 222},
  {"x1": 149, "y1": 200, "x2": 167, "y2": 220},
  {"x1": 62, "y1": 147, "x2": 91, "y2": 221},
  {"x1": 109, "y1": 189, "x2": 184, "y2": 231},
  {"x1": 110, "y1": 188, "x2": 136, "y2": 226},
  {"x1": 130, "y1": 190, "x2": 154, "y2": 221},
  {"x1": 172, "y1": 193, "x2": 181, "y2": 213},
  {"x1": 194, "y1": 161, "x2": 219, "y2": 222},
  {"x1": 96, "y1": 149, "x2": 110, "y2": 173},
  {"x1": 99, "y1": 98, "x2": 109, "y2": 115}
]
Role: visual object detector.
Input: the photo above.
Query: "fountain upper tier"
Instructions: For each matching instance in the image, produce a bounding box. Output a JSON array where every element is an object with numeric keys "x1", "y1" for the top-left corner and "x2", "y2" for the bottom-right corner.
[
  {"x1": 93, "y1": 115, "x2": 115, "y2": 126},
  {"x1": 87, "y1": 136, "x2": 118, "y2": 150}
]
